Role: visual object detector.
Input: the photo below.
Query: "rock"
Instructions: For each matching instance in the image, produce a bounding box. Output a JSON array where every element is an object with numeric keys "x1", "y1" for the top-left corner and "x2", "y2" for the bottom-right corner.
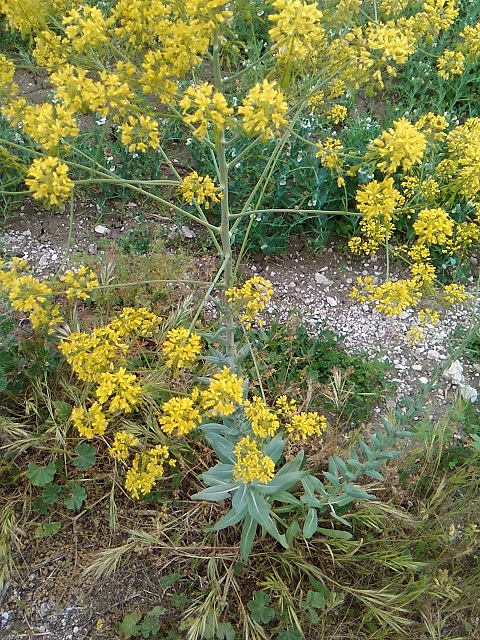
[
  {"x1": 94, "y1": 224, "x2": 110, "y2": 235},
  {"x1": 419, "y1": 377, "x2": 429, "y2": 385},
  {"x1": 443, "y1": 360, "x2": 465, "y2": 385},
  {"x1": 181, "y1": 225, "x2": 196, "y2": 239},
  {"x1": 315, "y1": 272, "x2": 333, "y2": 286},
  {"x1": 326, "y1": 296, "x2": 338, "y2": 307},
  {"x1": 460, "y1": 384, "x2": 478, "y2": 403},
  {"x1": 412, "y1": 364, "x2": 422, "y2": 371}
]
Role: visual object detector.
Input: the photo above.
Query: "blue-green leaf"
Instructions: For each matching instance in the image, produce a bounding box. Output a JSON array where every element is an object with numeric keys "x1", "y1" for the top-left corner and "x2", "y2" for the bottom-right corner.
[
  {"x1": 191, "y1": 483, "x2": 239, "y2": 501},
  {"x1": 256, "y1": 470, "x2": 305, "y2": 495},
  {"x1": 303, "y1": 508, "x2": 318, "y2": 539},
  {"x1": 240, "y1": 514, "x2": 257, "y2": 562},
  {"x1": 202, "y1": 432, "x2": 235, "y2": 464},
  {"x1": 200, "y1": 462, "x2": 234, "y2": 486},
  {"x1": 317, "y1": 527, "x2": 353, "y2": 540},
  {"x1": 262, "y1": 433, "x2": 286, "y2": 463},
  {"x1": 232, "y1": 482, "x2": 249, "y2": 511},
  {"x1": 247, "y1": 490, "x2": 287, "y2": 548},
  {"x1": 213, "y1": 505, "x2": 248, "y2": 531},
  {"x1": 64, "y1": 482, "x2": 87, "y2": 510}
]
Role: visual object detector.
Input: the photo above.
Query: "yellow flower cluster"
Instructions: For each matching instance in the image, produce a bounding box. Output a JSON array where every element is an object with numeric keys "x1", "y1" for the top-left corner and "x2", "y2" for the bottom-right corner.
[
  {"x1": 350, "y1": 276, "x2": 421, "y2": 316},
  {"x1": 179, "y1": 83, "x2": 233, "y2": 139},
  {"x1": 119, "y1": 115, "x2": 159, "y2": 153},
  {"x1": 60, "y1": 266, "x2": 99, "y2": 301},
  {"x1": 268, "y1": 0, "x2": 326, "y2": 63},
  {"x1": 25, "y1": 157, "x2": 74, "y2": 207},
  {"x1": 59, "y1": 307, "x2": 162, "y2": 383},
  {"x1": 63, "y1": 5, "x2": 114, "y2": 53},
  {"x1": 368, "y1": 117, "x2": 427, "y2": 174},
  {"x1": 444, "y1": 119, "x2": 480, "y2": 199},
  {"x1": 184, "y1": 0, "x2": 233, "y2": 31},
  {"x1": 71, "y1": 402, "x2": 108, "y2": 440},
  {"x1": 161, "y1": 327, "x2": 203, "y2": 369},
  {"x1": 109, "y1": 431, "x2": 139, "y2": 460},
  {"x1": 326, "y1": 105, "x2": 348, "y2": 124},
  {"x1": 419, "y1": 308, "x2": 440, "y2": 326},
  {"x1": 316, "y1": 137, "x2": 345, "y2": 186},
  {"x1": 158, "y1": 391, "x2": 202, "y2": 436},
  {"x1": 285, "y1": 412, "x2": 327, "y2": 441},
  {"x1": 233, "y1": 436, "x2": 275, "y2": 484},
  {"x1": 443, "y1": 283, "x2": 470, "y2": 307},
  {"x1": 179, "y1": 171, "x2": 222, "y2": 208},
  {"x1": 225, "y1": 276, "x2": 274, "y2": 329},
  {"x1": 365, "y1": 21, "x2": 416, "y2": 65},
  {"x1": 413, "y1": 208, "x2": 454, "y2": 245},
  {"x1": 200, "y1": 366, "x2": 244, "y2": 417},
  {"x1": 20, "y1": 102, "x2": 79, "y2": 152},
  {"x1": 0, "y1": 258, "x2": 63, "y2": 331},
  {"x1": 244, "y1": 397, "x2": 280, "y2": 438},
  {"x1": 238, "y1": 80, "x2": 288, "y2": 141},
  {"x1": 349, "y1": 178, "x2": 404, "y2": 254},
  {"x1": 125, "y1": 445, "x2": 171, "y2": 499},
  {"x1": 95, "y1": 367, "x2": 142, "y2": 413}
]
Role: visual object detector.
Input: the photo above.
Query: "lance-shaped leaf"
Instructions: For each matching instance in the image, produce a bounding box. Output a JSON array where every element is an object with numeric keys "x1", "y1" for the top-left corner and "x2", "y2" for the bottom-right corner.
[
  {"x1": 247, "y1": 489, "x2": 288, "y2": 548},
  {"x1": 191, "y1": 482, "x2": 239, "y2": 501},
  {"x1": 213, "y1": 505, "x2": 248, "y2": 531},
  {"x1": 303, "y1": 508, "x2": 318, "y2": 539},
  {"x1": 240, "y1": 514, "x2": 257, "y2": 563},
  {"x1": 201, "y1": 431, "x2": 235, "y2": 464},
  {"x1": 200, "y1": 462, "x2": 235, "y2": 486},
  {"x1": 263, "y1": 433, "x2": 286, "y2": 464},
  {"x1": 256, "y1": 470, "x2": 305, "y2": 495}
]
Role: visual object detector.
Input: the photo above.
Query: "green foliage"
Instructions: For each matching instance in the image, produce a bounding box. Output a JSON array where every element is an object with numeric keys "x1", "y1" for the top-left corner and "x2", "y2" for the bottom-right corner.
[
  {"x1": 246, "y1": 320, "x2": 392, "y2": 425},
  {"x1": 247, "y1": 591, "x2": 276, "y2": 624}
]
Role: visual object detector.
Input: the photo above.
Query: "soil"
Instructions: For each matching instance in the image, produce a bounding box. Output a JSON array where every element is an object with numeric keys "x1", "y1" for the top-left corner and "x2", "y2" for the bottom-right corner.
[{"x1": 1, "y1": 199, "x2": 480, "y2": 640}]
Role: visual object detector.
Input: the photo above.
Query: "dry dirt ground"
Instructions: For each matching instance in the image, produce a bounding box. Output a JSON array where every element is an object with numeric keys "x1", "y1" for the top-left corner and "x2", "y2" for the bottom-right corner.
[{"x1": 1, "y1": 199, "x2": 480, "y2": 640}]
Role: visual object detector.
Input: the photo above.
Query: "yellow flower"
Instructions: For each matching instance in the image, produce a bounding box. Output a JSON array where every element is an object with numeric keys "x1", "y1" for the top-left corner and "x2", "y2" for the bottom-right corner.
[
  {"x1": 419, "y1": 308, "x2": 440, "y2": 326},
  {"x1": 71, "y1": 402, "x2": 108, "y2": 440},
  {"x1": 368, "y1": 117, "x2": 427, "y2": 174},
  {"x1": 200, "y1": 366, "x2": 244, "y2": 417},
  {"x1": 443, "y1": 283, "x2": 470, "y2": 307},
  {"x1": 244, "y1": 397, "x2": 280, "y2": 438},
  {"x1": 225, "y1": 276, "x2": 274, "y2": 329},
  {"x1": 285, "y1": 412, "x2": 327, "y2": 441},
  {"x1": 326, "y1": 105, "x2": 348, "y2": 124},
  {"x1": 125, "y1": 445, "x2": 170, "y2": 499},
  {"x1": 162, "y1": 327, "x2": 203, "y2": 369},
  {"x1": 179, "y1": 171, "x2": 222, "y2": 208},
  {"x1": 268, "y1": 0, "x2": 326, "y2": 63},
  {"x1": 25, "y1": 157, "x2": 74, "y2": 207},
  {"x1": 63, "y1": 5, "x2": 113, "y2": 53},
  {"x1": 95, "y1": 368, "x2": 142, "y2": 413},
  {"x1": 406, "y1": 326, "x2": 426, "y2": 345},
  {"x1": 159, "y1": 392, "x2": 202, "y2": 436},
  {"x1": 109, "y1": 430, "x2": 139, "y2": 460},
  {"x1": 413, "y1": 208, "x2": 453, "y2": 245},
  {"x1": 238, "y1": 80, "x2": 288, "y2": 141},
  {"x1": 179, "y1": 82, "x2": 233, "y2": 138},
  {"x1": 60, "y1": 265, "x2": 99, "y2": 301},
  {"x1": 437, "y1": 50, "x2": 465, "y2": 80},
  {"x1": 21, "y1": 102, "x2": 79, "y2": 151},
  {"x1": 233, "y1": 436, "x2": 275, "y2": 484},
  {"x1": 120, "y1": 114, "x2": 159, "y2": 153}
]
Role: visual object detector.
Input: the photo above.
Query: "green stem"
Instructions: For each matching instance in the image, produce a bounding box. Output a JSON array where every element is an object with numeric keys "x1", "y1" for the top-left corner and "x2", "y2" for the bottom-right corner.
[
  {"x1": 54, "y1": 192, "x2": 75, "y2": 278},
  {"x1": 213, "y1": 28, "x2": 235, "y2": 356}
]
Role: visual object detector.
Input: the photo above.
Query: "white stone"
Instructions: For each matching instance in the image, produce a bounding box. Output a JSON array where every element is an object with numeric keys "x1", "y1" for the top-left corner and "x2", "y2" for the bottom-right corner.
[
  {"x1": 443, "y1": 360, "x2": 465, "y2": 385},
  {"x1": 419, "y1": 377, "x2": 429, "y2": 385},
  {"x1": 460, "y1": 384, "x2": 478, "y2": 403},
  {"x1": 315, "y1": 272, "x2": 333, "y2": 286},
  {"x1": 94, "y1": 224, "x2": 110, "y2": 235},
  {"x1": 181, "y1": 225, "x2": 196, "y2": 239},
  {"x1": 326, "y1": 296, "x2": 338, "y2": 307},
  {"x1": 411, "y1": 364, "x2": 422, "y2": 371}
]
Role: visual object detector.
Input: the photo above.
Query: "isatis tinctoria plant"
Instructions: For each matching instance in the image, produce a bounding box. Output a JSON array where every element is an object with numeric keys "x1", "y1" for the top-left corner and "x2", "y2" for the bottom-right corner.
[{"x1": 0, "y1": 0, "x2": 470, "y2": 560}]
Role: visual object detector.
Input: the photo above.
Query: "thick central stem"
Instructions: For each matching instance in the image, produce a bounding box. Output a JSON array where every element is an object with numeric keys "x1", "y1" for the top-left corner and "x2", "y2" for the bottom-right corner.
[{"x1": 213, "y1": 29, "x2": 235, "y2": 356}]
